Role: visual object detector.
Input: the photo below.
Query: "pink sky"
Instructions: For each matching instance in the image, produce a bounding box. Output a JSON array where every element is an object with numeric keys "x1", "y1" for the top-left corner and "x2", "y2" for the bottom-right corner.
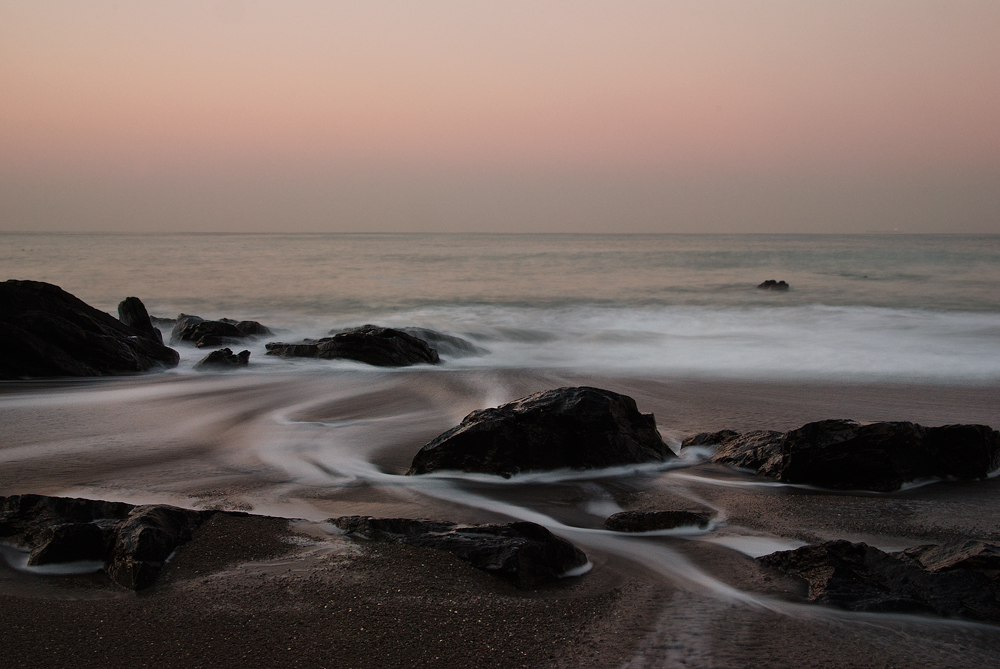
[{"x1": 2, "y1": 1, "x2": 998, "y2": 232}]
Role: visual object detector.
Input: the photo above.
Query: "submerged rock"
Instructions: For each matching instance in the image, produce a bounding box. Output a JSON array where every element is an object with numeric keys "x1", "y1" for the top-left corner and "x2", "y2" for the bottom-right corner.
[
  {"x1": 331, "y1": 516, "x2": 587, "y2": 587},
  {"x1": 707, "y1": 419, "x2": 1000, "y2": 491},
  {"x1": 117, "y1": 296, "x2": 163, "y2": 345},
  {"x1": 758, "y1": 539, "x2": 1000, "y2": 623},
  {"x1": 605, "y1": 510, "x2": 713, "y2": 532},
  {"x1": 0, "y1": 494, "x2": 207, "y2": 590},
  {"x1": 170, "y1": 315, "x2": 272, "y2": 348},
  {"x1": 193, "y1": 348, "x2": 250, "y2": 371},
  {"x1": 266, "y1": 325, "x2": 440, "y2": 367},
  {"x1": 0, "y1": 280, "x2": 180, "y2": 379},
  {"x1": 757, "y1": 279, "x2": 789, "y2": 290},
  {"x1": 399, "y1": 327, "x2": 488, "y2": 358},
  {"x1": 406, "y1": 386, "x2": 673, "y2": 477}
]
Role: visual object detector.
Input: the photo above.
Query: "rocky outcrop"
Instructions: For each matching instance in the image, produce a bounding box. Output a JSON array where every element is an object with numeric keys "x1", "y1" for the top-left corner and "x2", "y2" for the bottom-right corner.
[
  {"x1": 758, "y1": 540, "x2": 1000, "y2": 623},
  {"x1": 399, "y1": 327, "x2": 488, "y2": 358},
  {"x1": 170, "y1": 315, "x2": 272, "y2": 348},
  {"x1": 0, "y1": 280, "x2": 180, "y2": 379},
  {"x1": 704, "y1": 420, "x2": 1000, "y2": 491},
  {"x1": 680, "y1": 430, "x2": 740, "y2": 449},
  {"x1": 266, "y1": 325, "x2": 440, "y2": 367},
  {"x1": 331, "y1": 516, "x2": 587, "y2": 587},
  {"x1": 0, "y1": 494, "x2": 206, "y2": 590},
  {"x1": 193, "y1": 348, "x2": 250, "y2": 371},
  {"x1": 117, "y1": 296, "x2": 163, "y2": 345},
  {"x1": 407, "y1": 386, "x2": 673, "y2": 477},
  {"x1": 757, "y1": 280, "x2": 789, "y2": 290},
  {"x1": 604, "y1": 510, "x2": 713, "y2": 532}
]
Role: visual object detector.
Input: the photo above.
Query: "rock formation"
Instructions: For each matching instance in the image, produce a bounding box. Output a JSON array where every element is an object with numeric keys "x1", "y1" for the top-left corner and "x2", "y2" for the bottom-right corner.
[{"x1": 266, "y1": 325, "x2": 440, "y2": 367}]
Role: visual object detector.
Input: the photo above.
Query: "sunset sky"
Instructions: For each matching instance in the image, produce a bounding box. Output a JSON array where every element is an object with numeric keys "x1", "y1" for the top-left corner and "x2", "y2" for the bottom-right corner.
[{"x1": 2, "y1": 1, "x2": 998, "y2": 233}]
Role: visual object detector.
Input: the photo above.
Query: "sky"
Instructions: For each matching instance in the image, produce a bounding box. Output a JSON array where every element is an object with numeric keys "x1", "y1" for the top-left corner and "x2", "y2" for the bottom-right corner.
[{"x1": 1, "y1": 1, "x2": 998, "y2": 233}]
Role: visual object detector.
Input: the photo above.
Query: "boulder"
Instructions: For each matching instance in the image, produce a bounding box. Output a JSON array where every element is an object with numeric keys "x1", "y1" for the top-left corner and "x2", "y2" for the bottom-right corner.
[
  {"x1": 0, "y1": 494, "x2": 206, "y2": 590},
  {"x1": 193, "y1": 348, "x2": 250, "y2": 371},
  {"x1": 266, "y1": 325, "x2": 440, "y2": 367},
  {"x1": 710, "y1": 420, "x2": 1000, "y2": 491},
  {"x1": 406, "y1": 386, "x2": 673, "y2": 477},
  {"x1": 0, "y1": 280, "x2": 180, "y2": 379},
  {"x1": 757, "y1": 279, "x2": 789, "y2": 290},
  {"x1": 758, "y1": 540, "x2": 1000, "y2": 623},
  {"x1": 331, "y1": 516, "x2": 588, "y2": 588},
  {"x1": 605, "y1": 510, "x2": 713, "y2": 532},
  {"x1": 117, "y1": 296, "x2": 163, "y2": 345},
  {"x1": 170, "y1": 315, "x2": 271, "y2": 348}
]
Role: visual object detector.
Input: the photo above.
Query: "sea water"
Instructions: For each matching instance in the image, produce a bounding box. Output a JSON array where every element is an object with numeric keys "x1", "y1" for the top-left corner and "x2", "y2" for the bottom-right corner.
[{"x1": 2, "y1": 232, "x2": 999, "y2": 381}]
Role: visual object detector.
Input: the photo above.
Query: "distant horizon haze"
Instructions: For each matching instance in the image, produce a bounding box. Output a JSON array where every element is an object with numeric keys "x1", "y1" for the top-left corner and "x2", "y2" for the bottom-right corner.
[{"x1": 2, "y1": 2, "x2": 998, "y2": 233}]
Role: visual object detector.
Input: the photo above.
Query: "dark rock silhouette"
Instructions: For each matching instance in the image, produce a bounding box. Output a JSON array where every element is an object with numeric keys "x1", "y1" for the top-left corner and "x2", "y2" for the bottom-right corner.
[
  {"x1": 0, "y1": 280, "x2": 180, "y2": 379},
  {"x1": 407, "y1": 386, "x2": 673, "y2": 477},
  {"x1": 758, "y1": 539, "x2": 1000, "y2": 623},
  {"x1": 707, "y1": 420, "x2": 1000, "y2": 491},
  {"x1": 117, "y1": 296, "x2": 163, "y2": 345},
  {"x1": 757, "y1": 279, "x2": 790, "y2": 290},
  {"x1": 605, "y1": 510, "x2": 713, "y2": 532},
  {"x1": 266, "y1": 325, "x2": 440, "y2": 367},
  {"x1": 193, "y1": 348, "x2": 250, "y2": 371},
  {"x1": 331, "y1": 516, "x2": 587, "y2": 587},
  {"x1": 170, "y1": 315, "x2": 272, "y2": 348}
]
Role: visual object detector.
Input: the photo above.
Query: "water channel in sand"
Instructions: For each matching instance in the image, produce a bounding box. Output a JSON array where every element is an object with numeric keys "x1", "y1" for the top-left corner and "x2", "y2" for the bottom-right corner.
[{"x1": 2, "y1": 367, "x2": 999, "y2": 665}]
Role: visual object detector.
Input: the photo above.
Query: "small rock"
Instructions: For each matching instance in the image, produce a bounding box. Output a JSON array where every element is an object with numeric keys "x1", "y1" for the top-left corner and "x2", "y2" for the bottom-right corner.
[
  {"x1": 194, "y1": 348, "x2": 250, "y2": 371},
  {"x1": 757, "y1": 280, "x2": 790, "y2": 290},
  {"x1": 266, "y1": 325, "x2": 440, "y2": 367},
  {"x1": 605, "y1": 510, "x2": 713, "y2": 532}
]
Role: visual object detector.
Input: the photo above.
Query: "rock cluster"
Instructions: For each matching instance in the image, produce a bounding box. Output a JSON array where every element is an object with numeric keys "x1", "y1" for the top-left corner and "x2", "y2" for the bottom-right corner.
[
  {"x1": 193, "y1": 348, "x2": 251, "y2": 371},
  {"x1": 407, "y1": 386, "x2": 673, "y2": 477},
  {"x1": 266, "y1": 325, "x2": 440, "y2": 367},
  {"x1": 0, "y1": 494, "x2": 206, "y2": 590},
  {"x1": 331, "y1": 516, "x2": 587, "y2": 587},
  {"x1": 170, "y1": 314, "x2": 272, "y2": 348},
  {"x1": 0, "y1": 280, "x2": 180, "y2": 379},
  {"x1": 759, "y1": 539, "x2": 1000, "y2": 623},
  {"x1": 687, "y1": 419, "x2": 1000, "y2": 491}
]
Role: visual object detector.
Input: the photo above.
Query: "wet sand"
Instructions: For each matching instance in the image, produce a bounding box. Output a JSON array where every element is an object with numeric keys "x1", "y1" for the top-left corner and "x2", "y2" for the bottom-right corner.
[{"x1": 1, "y1": 370, "x2": 999, "y2": 667}]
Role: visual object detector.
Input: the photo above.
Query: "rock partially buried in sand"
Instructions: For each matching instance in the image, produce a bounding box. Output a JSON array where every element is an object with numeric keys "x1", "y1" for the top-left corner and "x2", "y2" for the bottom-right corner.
[
  {"x1": 605, "y1": 510, "x2": 713, "y2": 532},
  {"x1": 406, "y1": 386, "x2": 673, "y2": 477},
  {"x1": 265, "y1": 325, "x2": 440, "y2": 367},
  {"x1": 194, "y1": 347, "x2": 250, "y2": 371},
  {"x1": 0, "y1": 494, "x2": 206, "y2": 590},
  {"x1": 702, "y1": 420, "x2": 1000, "y2": 491},
  {"x1": 170, "y1": 314, "x2": 273, "y2": 348},
  {"x1": 117, "y1": 296, "x2": 163, "y2": 345},
  {"x1": 0, "y1": 280, "x2": 180, "y2": 379},
  {"x1": 331, "y1": 516, "x2": 588, "y2": 588},
  {"x1": 758, "y1": 539, "x2": 1000, "y2": 623},
  {"x1": 757, "y1": 279, "x2": 789, "y2": 290}
]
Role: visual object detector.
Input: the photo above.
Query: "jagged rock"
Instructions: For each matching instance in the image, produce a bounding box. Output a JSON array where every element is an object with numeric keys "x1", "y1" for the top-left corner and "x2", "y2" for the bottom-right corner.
[
  {"x1": 710, "y1": 420, "x2": 1000, "y2": 491},
  {"x1": 681, "y1": 430, "x2": 740, "y2": 449},
  {"x1": 170, "y1": 315, "x2": 271, "y2": 348},
  {"x1": 758, "y1": 540, "x2": 1000, "y2": 623},
  {"x1": 0, "y1": 494, "x2": 206, "y2": 590},
  {"x1": 605, "y1": 510, "x2": 713, "y2": 532},
  {"x1": 331, "y1": 516, "x2": 587, "y2": 587},
  {"x1": 117, "y1": 296, "x2": 163, "y2": 345},
  {"x1": 406, "y1": 386, "x2": 673, "y2": 477},
  {"x1": 193, "y1": 348, "x2": 250, "y2": 371},
  {"x1": 757, "y1": 280, "x2": 789, "y2": 290},
  {"x1": 399, "y1": 327, "x2": 488, "y2": 358},
  {"x1": 266, "y1": 325, "x2": 440, "y2": 367},
  {"x1": 0, "y1": 280, "x2": 180, "y2": 379}
]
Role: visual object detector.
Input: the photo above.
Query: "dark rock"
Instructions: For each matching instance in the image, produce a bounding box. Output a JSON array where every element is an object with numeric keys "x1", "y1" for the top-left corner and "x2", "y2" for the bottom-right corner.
[
  {"x1": 266, "y1": 325, "x2": 440, "y2": 367},
  {"x1": 758, "y1": 540, "x2": 1000, "y2": 623},
  {"x1": 107, "y1": 505, "x2": 205, "y2": 590},
  {"x1": 170, "y1": 315, "x2": 271, "y2": 348},
  {"x1": 193, "y1": 348, "x2": 250, "y2": 371},
  {"x1": 220, "y1": 318, "x2": 273, "y2": 337},
  {"x1": 605, "y1": 510, "x2": 712, "y2": 532},
  {"x1": 681, "y1": 429, "x2": 740, "y2": 449},
  {"x1": 0, "y1": 280, "x2": 180, "y2": 379},
  {"x1": 757, "y1": 279, "x2": 790, "y2": 290},
  {"x1": 331, "y1": 516, "x2": 588, "y2": 587},
  {"x1": 399, "y1": 327, "x2": 488, "y2": 358},
  {"x1": 0, "y1": 494, "x2": 206, "y2": 590},
  {"x1": 406, "y1": 386, "x2": 673, "y2": 477},
  {"x1": 900, "y1": 541, "x2": 1000, "y2": 578},
  {"x1": 711, "y1": 420, "x2": 1000, "y2": 491},
  {"x1": 117, "y1": 296, "x2": 163, "y2": 345}
]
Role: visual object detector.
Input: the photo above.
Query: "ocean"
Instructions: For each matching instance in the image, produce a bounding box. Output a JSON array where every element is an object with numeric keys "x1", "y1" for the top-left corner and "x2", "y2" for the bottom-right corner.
[{"x1": 2, "y1": 232, "x2": 999, "y2": 381}]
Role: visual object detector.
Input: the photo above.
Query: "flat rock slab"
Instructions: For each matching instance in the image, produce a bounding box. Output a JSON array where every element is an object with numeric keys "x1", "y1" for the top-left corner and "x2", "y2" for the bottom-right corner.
[
  {"x1": 331, "y1": 516, "x2": 588, "y2": 588},
  {"x1": 266, "y1": 324, "x2": 440, "y2": 367},
  {"x1": 407, "y1": 386, "x2": 673, "y2": 477},
  {"x1": 0, "y1": 280, "x2": 179, "y2": 378},
  {"x1": 605, "y1": 510, "x2": 713, "y2": 532},
  {"x1": 696, "y1": 419, "x2": 1000, "y2": 491},
  {"x1": 758, "y1": 539, "x2": 1000, "y2": 623}
]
